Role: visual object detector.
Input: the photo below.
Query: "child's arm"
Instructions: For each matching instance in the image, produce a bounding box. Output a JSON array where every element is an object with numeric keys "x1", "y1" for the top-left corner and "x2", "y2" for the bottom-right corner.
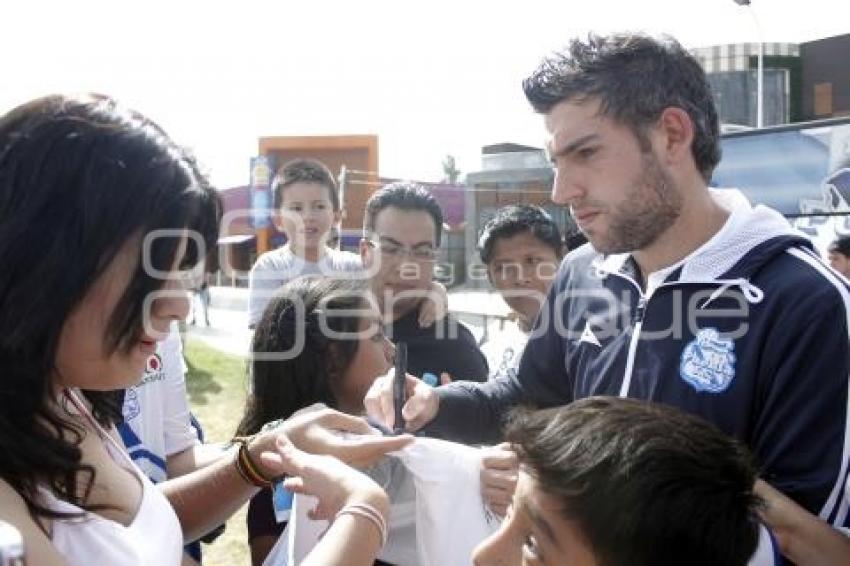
[{"x1": 261, "y1": 440, "x2": 390, "y2": 566}]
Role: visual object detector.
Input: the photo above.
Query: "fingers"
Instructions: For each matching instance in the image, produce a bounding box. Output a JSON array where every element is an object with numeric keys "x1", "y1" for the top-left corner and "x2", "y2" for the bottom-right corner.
[
  {"x1": 404, "y1": 373, "x2": 423, "y2": 396},
  {"x1": 291, "y1": 403, "x2": 327, "y2": 418},
  {"x1": 482, "y1": 468, "x2": 518, "y2": 493},
  {"x1": 481, "y1": 485, "x2": 512, "y2": 518},
  {"x1": 440, "y1": 372, "x2": 452, "y2": 385},
  {"x1": 480, "y1": 443, "x2": 518, "y2": 518},
  {"x1": 282, "y1": 476, "x2": 305, "y2": 494},
  {"x1": 362, "y1": 371, "x2": 394, "y2": 430},
  {"x1": 379, "y1": 372, "x2": 396, "y2": 430},
  {"x1": 481, "y1": 443, "x2": 518, "y2": 471},
  {"x1": 310, "y1": 409, "x2": 374, "y2": 436},
  {"x1": 418, "y1": 303, "x2": 435, "y2": 328},
  {"x1": 328, "y1": 433, "x2": 414, "y2": 467},
  {"x1": 481, "y1": 475, "x2": 516, "y2": 518},
  {"x1": 400, "y1": 381, "x2": 439, "y2": 432}
]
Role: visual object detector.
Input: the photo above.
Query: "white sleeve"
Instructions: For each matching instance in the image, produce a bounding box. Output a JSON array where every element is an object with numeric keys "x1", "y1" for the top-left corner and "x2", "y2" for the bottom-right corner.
[
  {"x1": 249, "y1": 254, "x2": 287, "y2": 327},
  {"x1": 160, "y1": 326, "x2": 200, "y2": 456},
  {"x1": 342, "y1": 250, "x2": 364, "y2": 273}
]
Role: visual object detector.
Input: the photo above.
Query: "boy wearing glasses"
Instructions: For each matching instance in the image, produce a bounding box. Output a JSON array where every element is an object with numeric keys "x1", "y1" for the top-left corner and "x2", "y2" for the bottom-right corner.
[{"x1": 361, "y1": 182, "x2": 488, "y2": 383}]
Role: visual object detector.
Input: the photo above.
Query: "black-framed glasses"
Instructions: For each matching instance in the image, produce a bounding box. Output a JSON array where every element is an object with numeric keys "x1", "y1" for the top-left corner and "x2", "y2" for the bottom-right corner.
[{"x1": 366, "y1": 239, "x2": 438, "y2": 262}]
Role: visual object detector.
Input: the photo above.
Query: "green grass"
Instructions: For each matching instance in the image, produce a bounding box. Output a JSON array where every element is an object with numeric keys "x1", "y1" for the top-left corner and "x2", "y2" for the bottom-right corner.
[{"x1": 184, "y1": 337, "x2": 251, "y2": 566}]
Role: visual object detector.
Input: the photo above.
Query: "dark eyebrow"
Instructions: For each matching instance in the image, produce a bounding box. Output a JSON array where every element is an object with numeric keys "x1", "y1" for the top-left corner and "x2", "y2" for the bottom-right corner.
[
  {"x1": 550, "y1": 133, "x2": 600, "y2": 161},
  {"x1": 378, "y1": 236, "x2": 404, "y2": 246},
  {"x1": 378, "y1": 236, "x2": 434, "y2": 248},
  {"x1": 524, "y1": 499, "x2": 560, "y2": 550}
]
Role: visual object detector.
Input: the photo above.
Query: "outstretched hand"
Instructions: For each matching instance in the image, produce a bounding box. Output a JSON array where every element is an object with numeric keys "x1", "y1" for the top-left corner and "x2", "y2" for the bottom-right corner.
[
  {"x1": 260, "y1": 436, "x2": 389, "y2": 522},
  {"x1": 252, "y1": 404, "x2": 413, "y2": 470}
]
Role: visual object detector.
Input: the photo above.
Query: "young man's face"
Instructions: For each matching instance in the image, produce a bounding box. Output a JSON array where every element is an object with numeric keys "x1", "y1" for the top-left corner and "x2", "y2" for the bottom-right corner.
[
  {"x1": 473, "y1": 470, "x2": 598, "y2": 566},
  {"x1": 274, "y1": 182, "x2": 339, "y2": 251},
  {"x1": 360, "y1": 206, "x2": 437, "y2": 318},
  {"x1": 487, "y1": 231, "x2": 560, "y2": 327},
  {"x1": 828, "y1": 249, "x2": 850, "y2": 278},
  {"x1": 545, "y1": 98, "x2": 682, "y2": 255}
]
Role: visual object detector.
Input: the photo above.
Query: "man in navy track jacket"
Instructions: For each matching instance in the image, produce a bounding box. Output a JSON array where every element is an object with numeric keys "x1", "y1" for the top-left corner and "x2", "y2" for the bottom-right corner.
[{"x1": 365, "y1": 33, "x2": 850, "y2": 533}]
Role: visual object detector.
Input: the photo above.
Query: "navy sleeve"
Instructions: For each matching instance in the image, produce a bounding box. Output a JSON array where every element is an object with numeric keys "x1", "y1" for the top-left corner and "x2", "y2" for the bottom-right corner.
[
  {"x1": 753, "y1": 290, "x2": 850, "y2": 526},
  {"x1": 420, "y1": 376, "x2": 526, "y2": 444},
  {"x1": 421, "y1": 268, "x2": 573, "y2": 444},
  {"x1": 513, "y1": 272, "x2": 573, "y2": 408}
]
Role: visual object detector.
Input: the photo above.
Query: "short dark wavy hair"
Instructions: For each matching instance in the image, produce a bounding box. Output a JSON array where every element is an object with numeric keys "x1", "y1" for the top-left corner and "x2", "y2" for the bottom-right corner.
[
  {"x1": 363, "y1": 182, "x2": 444, "y2": 245},
  {"x1": 478, "y1": 205, "x2": 563, "y2": 265},
  {"x1": 523, "y1": 33, "x2": 721, "y2": 182},
  {"x1": 829, "y1": 235, "x2": 850, "y2": 258},
  {"x1": 507, "y1": 397, "x2": 760, "y2": 566},
  {"x1": 272, "y1": 158, "x2": 339, "y2": 211}
]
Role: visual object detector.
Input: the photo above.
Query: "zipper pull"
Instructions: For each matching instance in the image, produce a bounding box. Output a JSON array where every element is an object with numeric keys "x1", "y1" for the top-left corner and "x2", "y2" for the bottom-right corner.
[{"x1": 634, "y1": 297, "x2": 647, "y2": 323}]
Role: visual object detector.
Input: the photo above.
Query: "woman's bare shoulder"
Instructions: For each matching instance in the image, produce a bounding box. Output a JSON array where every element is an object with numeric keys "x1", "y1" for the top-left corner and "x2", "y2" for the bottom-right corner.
[{"x1": 0, "y1": 478, "x2": 67, "y2": 565}]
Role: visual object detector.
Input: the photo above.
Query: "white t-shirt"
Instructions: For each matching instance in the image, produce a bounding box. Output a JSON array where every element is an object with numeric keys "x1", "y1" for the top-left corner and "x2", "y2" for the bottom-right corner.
[
  {"x1": 480, "y1": 322, "x2": 529, "y2": 381},
  {"x1": 266, "y1": 438, "x2": 499, "y2": 566},
  {"x1": 248, "y1": 246, "x2": 362, "y2": 327},
  {"x1": 119, "y1": 323, "x2": 199, "y2": 484}
]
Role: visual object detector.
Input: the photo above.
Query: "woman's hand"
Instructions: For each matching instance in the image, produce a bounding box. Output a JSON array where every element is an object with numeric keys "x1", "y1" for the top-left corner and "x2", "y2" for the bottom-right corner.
[
  {"x1": 249, "y1": 404, "x2": 413, "y2": 473},
  {"x1": 260, "y1": 436, "x2": 389, "y2": 522}
]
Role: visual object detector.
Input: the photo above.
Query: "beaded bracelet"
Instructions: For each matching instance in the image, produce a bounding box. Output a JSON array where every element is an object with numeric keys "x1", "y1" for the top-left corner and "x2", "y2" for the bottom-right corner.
[
  {"x1": 231, "y1": 436, "x2": 275, "y2": 488},
  {"x1": 335, "y1": 502, "x2": 388, "y2": 547}
]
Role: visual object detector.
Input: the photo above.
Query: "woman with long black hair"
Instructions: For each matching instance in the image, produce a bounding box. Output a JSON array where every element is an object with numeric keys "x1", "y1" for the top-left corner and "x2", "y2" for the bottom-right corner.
[{"x1": 0, "y1": 94, "x2": 408, "y2": 565}]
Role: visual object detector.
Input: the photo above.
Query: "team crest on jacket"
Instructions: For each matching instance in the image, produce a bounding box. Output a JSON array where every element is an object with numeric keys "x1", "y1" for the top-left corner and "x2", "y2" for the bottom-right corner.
[{"x1": 679, "y1": 328, "x2": 736, "y2": 393}]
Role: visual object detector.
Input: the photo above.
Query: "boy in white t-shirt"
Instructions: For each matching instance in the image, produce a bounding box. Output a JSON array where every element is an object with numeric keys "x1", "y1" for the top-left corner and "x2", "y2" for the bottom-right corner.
[
  {"x1": 477, "y1": 206, "x2": 567, "y2": 382},
  {"x1": 248, "y1": 159, "x2": 361, "y2": 328}
]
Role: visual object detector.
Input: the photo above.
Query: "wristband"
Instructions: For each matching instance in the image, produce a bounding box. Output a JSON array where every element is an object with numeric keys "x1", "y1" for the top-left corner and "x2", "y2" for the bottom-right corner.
[
  {"x1": 335, "y1": 502, "x2": 388, "y2": 547},
  {"x1": 231, "y1": 435, "x2": 275, "y2": 488}
]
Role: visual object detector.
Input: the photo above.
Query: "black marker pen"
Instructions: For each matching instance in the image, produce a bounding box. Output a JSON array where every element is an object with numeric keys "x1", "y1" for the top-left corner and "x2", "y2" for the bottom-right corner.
[{"x1": 393, "y1": 342, "x2": 407, "y2": 434}]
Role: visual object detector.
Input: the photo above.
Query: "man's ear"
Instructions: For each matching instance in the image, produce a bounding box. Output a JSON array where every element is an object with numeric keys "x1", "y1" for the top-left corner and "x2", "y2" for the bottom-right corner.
[{"x1": 655, "y1": 106, "x2": 695, "y2": 167}]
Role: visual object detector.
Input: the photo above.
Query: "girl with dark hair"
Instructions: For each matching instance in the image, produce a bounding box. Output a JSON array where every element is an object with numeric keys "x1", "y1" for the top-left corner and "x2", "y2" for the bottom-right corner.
[
  {"x1": 0, "y1": 94, "x2": 407, "y2": 565},
  {"x1": 237, "y1": 275, "x2": 396, "y2": 565}
]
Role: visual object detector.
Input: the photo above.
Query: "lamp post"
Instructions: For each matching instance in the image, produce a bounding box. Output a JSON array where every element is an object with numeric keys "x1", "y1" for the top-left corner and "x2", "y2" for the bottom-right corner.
[{"x1": 734, "y1": 0, "x2": 764, "y2": 128}]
